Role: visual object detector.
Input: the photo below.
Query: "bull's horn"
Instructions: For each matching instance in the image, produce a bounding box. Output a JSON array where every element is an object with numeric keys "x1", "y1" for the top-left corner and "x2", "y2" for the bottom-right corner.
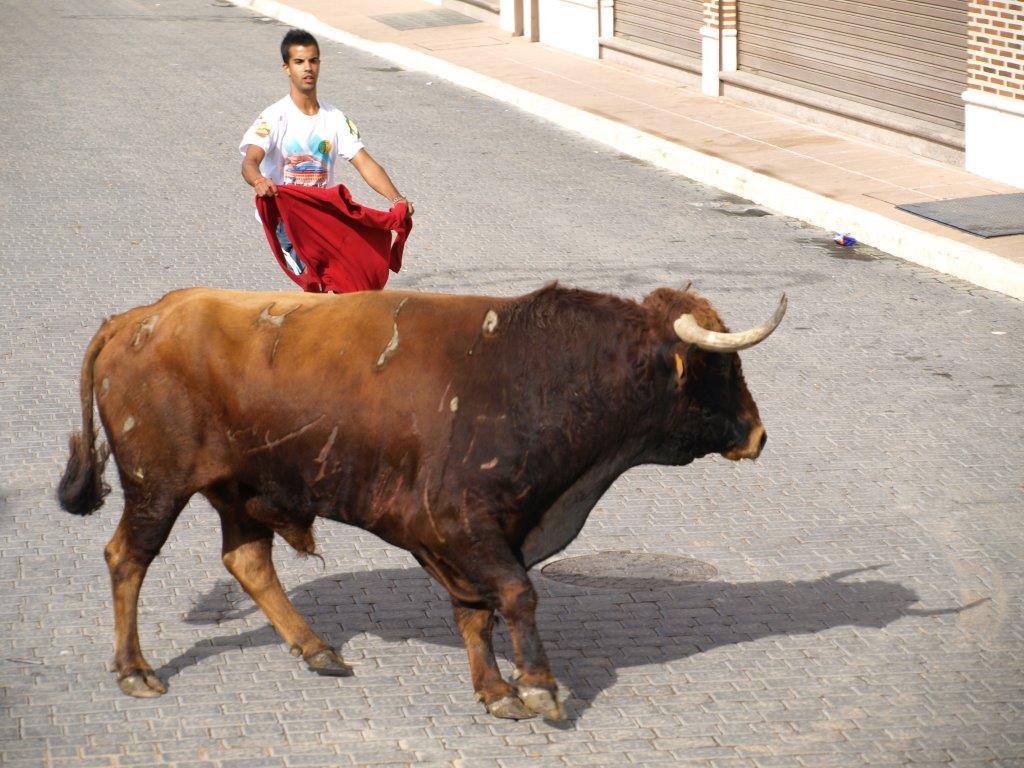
[{"x1": 673, "y1": 294, "x2": 787, "y2": 352}]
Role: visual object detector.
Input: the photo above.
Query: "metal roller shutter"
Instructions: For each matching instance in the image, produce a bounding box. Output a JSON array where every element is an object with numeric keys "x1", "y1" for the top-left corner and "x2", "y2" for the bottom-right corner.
[
  {"x1": 737, "y1": 0, "x2": 968, "y2": 129},
  {"x1": 614, "y1": 0, "x2": 704, "y2": 59}
]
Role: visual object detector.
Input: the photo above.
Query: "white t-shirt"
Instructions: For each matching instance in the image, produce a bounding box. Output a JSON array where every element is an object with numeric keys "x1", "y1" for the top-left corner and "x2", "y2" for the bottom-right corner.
[{"x1": 239, "y1": 96, "x2": 364, "y2": 189}]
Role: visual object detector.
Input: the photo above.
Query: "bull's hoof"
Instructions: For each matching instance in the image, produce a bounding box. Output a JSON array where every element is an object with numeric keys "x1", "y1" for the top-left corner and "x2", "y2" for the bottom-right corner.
[
  {"x1": 516, "y1": 685, "x2": 565, "y2": 721},
  {"x1": 486, "y1": 694, "x2": 536, "y2": 720},
  {"x1": 304, "y1": 648, "x2": 354, "y2": 677},
  {"x1": 118, "y1": 669, "x2": 167, "y2": 698}
]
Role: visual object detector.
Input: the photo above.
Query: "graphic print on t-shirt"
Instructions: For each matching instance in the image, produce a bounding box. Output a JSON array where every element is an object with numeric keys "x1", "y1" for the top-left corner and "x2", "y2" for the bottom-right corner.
[{"x1": 283, "y1": 135, "x2": 333, "y2": 186}]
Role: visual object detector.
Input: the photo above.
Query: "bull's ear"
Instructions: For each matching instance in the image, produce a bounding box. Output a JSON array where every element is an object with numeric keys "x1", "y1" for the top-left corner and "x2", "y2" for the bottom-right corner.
[
  {"x1": 661, "y1": 340, "x2": 730, "y2": 390},
  {"x1": 658, "y1": 342, "x2": 692, "y2": 389}
]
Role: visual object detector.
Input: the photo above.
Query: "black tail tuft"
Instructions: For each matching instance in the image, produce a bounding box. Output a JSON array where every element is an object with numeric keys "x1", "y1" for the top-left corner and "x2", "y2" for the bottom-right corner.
[{"x1": 57, "y1": 430, "x2": 111, "y2": 515}]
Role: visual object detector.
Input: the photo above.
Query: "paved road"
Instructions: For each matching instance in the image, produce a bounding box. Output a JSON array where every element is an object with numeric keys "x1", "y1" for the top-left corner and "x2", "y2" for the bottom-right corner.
[{"x1": 2, "y1": 1, "x2": 1023, "y2": 766}]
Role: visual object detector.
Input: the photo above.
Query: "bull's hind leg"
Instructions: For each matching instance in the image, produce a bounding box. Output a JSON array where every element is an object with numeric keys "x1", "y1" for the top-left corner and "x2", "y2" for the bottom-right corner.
[
  {"x1": 105, "y1": 491, "x2": 185, "y2": 697},
  {"x1": 210, "y1": 495, "x2": 352, "y2": 677}
]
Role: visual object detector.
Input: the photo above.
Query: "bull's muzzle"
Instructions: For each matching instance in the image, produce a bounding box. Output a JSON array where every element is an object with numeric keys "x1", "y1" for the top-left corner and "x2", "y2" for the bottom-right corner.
[{"x1": 723, "y1": 423, "x2": 767, "y2": 461}]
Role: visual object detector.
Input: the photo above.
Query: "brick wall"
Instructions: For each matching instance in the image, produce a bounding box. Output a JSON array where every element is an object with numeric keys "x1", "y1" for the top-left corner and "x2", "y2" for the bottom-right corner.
[
  {"x1": 968, "y1": 0, "x2": 1024, "y2": 101},
  {"x1": 702, "y1": 0, "x2": 736, "y2": 30}
]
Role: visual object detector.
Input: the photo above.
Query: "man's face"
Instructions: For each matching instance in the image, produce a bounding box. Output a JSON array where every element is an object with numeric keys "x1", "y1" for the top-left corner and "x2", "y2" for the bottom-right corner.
[{"x1": 283, "y1": 44, "x2": 320, "y2": 93}]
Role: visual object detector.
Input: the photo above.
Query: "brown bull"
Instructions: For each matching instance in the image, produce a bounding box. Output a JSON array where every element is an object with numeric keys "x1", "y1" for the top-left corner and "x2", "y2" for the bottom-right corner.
[{"x1": 58, "y1": 283, "x2": 785, "y2": 720}]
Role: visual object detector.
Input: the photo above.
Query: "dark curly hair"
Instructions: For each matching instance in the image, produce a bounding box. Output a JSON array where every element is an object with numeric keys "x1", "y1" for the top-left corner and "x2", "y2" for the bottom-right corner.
[{"x1": 280, "y1": 29, "x2": 319, "y2": 63}]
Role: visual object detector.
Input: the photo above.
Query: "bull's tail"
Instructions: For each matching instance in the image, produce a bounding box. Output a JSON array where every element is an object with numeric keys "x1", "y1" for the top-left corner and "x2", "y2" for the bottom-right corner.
[{"x1": 57, "y1": 324, "x2": 113, "y2": 515}]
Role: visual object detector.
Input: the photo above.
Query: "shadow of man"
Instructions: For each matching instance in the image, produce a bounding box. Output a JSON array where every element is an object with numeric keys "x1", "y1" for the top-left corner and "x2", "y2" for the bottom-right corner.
[{"x1": 166, "y1": 563, "x2": 984, "y2": 722}]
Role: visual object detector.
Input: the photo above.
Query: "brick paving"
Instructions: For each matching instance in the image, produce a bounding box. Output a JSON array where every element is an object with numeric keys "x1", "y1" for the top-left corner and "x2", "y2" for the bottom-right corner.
[{"x1": 1, "y1": 0, "x2": 1023, "y2": 766}]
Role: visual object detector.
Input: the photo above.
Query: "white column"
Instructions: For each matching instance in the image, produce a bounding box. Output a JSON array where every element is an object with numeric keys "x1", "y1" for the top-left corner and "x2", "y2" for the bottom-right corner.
[
  {"x1": 524, "y1": 0, "x2": 538, "y2": 41},
  {"x1": 721, "y1": 28, "x2": 737, "y2": 72},
  {"x1": 700, "y1": 25, "x2": 720, "y2": 96},
  {"x1": 598, "y1": 0, "x2": 613, "y2": 40},
  {"x1": 963, "y1": 89, "x2": 1024, "y2": 188},
  {"x1": 500, "y1": 0, "x2": 519, "y2": 34}
]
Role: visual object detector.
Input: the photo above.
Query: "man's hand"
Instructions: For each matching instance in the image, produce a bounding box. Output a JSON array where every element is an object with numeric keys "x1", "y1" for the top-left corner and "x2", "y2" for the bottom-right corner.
[
  {"x1": 254, "y1": 177, "x2": 278, "y2": 198},
  {"x1": 395, "y1": 198, "x2": 415, "y2": 219}
]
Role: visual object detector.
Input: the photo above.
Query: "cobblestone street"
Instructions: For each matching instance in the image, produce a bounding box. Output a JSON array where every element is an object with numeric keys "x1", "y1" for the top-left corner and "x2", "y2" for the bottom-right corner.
[{"x1": 2, "y1": 0, "x2": 1023, "y2": 765}]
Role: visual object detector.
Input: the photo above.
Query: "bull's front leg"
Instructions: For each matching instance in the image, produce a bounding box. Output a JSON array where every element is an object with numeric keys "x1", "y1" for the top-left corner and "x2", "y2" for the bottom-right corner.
[
  {"x1": 425, "y1": 540, "x2": 565, "y2": 720},
  {"x1": 452, "y1": 601, "x2": 533, "y2": 720},
  {"x1": 496, "y1": 577, "x2": 565, "y2": 721}
]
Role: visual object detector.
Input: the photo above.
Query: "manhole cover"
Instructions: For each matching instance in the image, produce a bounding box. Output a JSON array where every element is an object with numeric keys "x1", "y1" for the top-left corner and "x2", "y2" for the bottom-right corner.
[
  {"x1": 540, "y1": 551, "x2": 717, "y2": 589},
  {"x1": 372, "y1": 9, "x2": 480, "y2": 31}
]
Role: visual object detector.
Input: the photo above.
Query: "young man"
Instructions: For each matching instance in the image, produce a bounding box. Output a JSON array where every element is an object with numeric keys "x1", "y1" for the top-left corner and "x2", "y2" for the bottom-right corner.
[{"x1": 241, "y1": 29, "x2": 413, "y2": 276}]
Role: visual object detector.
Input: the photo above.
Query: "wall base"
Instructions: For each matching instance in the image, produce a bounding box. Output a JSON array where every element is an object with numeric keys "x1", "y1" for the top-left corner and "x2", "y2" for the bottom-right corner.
[
  {"x1": 964, "y1": 89, "x2": 1024, "y2": 189},
  {"x1": 536, "y1": 0, "x2": 601, "y2": 58},
  {"x1": 721, "y1": 71, "x2": 965, "y2": 166},
  {"x1": 598, "y1": 36, "x2": 700, "y2": 86}
]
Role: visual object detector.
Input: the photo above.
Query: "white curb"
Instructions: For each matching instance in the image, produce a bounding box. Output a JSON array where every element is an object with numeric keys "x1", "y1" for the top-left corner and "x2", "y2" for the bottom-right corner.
[{"x1": 231, "y1": 0, "x2": 1024, "y2": 301}]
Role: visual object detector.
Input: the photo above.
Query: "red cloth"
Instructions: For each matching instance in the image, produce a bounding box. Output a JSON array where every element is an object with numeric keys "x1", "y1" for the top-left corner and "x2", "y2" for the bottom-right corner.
[{"x1": 256, "y1": 184, "x2": 412, "y2": 293}]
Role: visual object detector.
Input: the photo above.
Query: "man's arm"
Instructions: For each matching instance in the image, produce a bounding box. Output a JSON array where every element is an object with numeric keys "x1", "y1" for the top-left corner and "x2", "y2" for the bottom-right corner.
[
  {"x1": 241, "y1": 145, "x2": 277, "y2": 197},
  {"x1": 350, "y1": 149, "x2": 414, "y2": 216}
]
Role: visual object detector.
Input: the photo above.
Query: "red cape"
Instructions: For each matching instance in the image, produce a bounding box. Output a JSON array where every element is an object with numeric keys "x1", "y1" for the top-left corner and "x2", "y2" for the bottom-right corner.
[{"x1": 256, "y1": 184, "x2": 412, "y2": 293}]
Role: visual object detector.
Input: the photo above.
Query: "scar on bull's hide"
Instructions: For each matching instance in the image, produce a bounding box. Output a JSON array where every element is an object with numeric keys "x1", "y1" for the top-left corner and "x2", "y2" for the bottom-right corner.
[
  {"x1": 461, "y1": 414, "x2": 507, "y2": 465},
  {"x1": 122, "y1": 416, "x2": 136, "y2": 435},
  {"x1": 512, "y1": 449, "x2": 530, "y2": 482},
  {"x1": 101, "y1": 377, "x2": 110, "y2": 397},
  {"x1": 313, "y1": 426, "x2": 339, "y2": 483},
  {"x1": 449, "y1": 396, "x2": 459, "y2": 413},
  {"x1": 462, "y1": 421, "x2": 479, "y2": 464},
  {"x1": 467, "y1": 309, "x2": 500, "y2": 357},
  {"x1": 375, "y1": 297, "x2": 410, "y2": 370},
  {"x1": 423, "y1": 482, "x2": 446, "y2": 544},
  {"x1": 480, "y1": 457, "x2": 499, "y2": 470},
  {"x1": 254, "y1": 302, "x2": 300, "y2": 328},
  {"x1": 458, "y1": 488, "x2": 475, "y2": 539},
  {"x1": 364, "y1": 471, "x2": 407, "y2": 530},
  {"x1": 246, "y1": 415, "x2": 325, "y2": 454},
  {"x1": 482, "y1": 309, "x2": 499, "y2": 334},
  {"x1": 131, "y1": 314, "x2": 159, "y2": 348},
  {"x1": 254, "y1": 303, "x2": 300, "y2": 365},
  {"x1": 437, "y1": 382, "x2": 452, "y2": 413}
]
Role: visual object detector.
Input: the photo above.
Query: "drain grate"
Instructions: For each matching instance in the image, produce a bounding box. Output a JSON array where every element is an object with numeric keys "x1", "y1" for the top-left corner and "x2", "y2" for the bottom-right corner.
[
  {"x1": 372, "y1": 9, "x2": 481, "y2": 31},
  {"x1": 540, "y1": 551, "x2": 717, "y2": 589}
]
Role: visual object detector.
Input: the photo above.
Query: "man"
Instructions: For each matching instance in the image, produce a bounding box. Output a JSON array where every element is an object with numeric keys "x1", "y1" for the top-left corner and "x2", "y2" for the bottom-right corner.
[{"x1": 241, "y1": 28, "x2": 413, "y2": 276}]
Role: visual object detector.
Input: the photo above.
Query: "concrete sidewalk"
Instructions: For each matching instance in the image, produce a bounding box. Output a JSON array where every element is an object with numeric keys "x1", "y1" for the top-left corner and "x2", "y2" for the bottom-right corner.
[{"x1": 233, "y1": 0, "x2": 1024, "y2": 300}]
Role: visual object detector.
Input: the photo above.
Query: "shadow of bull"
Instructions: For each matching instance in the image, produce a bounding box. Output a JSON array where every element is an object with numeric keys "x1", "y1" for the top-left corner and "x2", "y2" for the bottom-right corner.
[{"x1": 165, "y1": 564, "x2": 984, "y2": 722}]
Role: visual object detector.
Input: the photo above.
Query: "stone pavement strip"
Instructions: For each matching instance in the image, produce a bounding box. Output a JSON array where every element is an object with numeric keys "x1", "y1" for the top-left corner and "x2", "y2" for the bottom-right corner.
[{"x1": 2, "y1": 1, "x2": 1023, "y2": 766}]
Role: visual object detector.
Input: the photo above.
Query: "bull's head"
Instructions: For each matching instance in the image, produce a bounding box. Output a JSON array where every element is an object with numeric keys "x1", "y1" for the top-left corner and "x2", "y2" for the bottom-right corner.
[{"x1": 644, "y1": 288, "x2": 786, "y2": 464}]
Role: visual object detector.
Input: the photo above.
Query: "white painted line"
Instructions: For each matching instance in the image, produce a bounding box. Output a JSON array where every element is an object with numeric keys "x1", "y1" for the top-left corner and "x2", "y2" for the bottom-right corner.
[{"x1": 230, "y1": 0, "x2": 1024, "y2": 301}]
